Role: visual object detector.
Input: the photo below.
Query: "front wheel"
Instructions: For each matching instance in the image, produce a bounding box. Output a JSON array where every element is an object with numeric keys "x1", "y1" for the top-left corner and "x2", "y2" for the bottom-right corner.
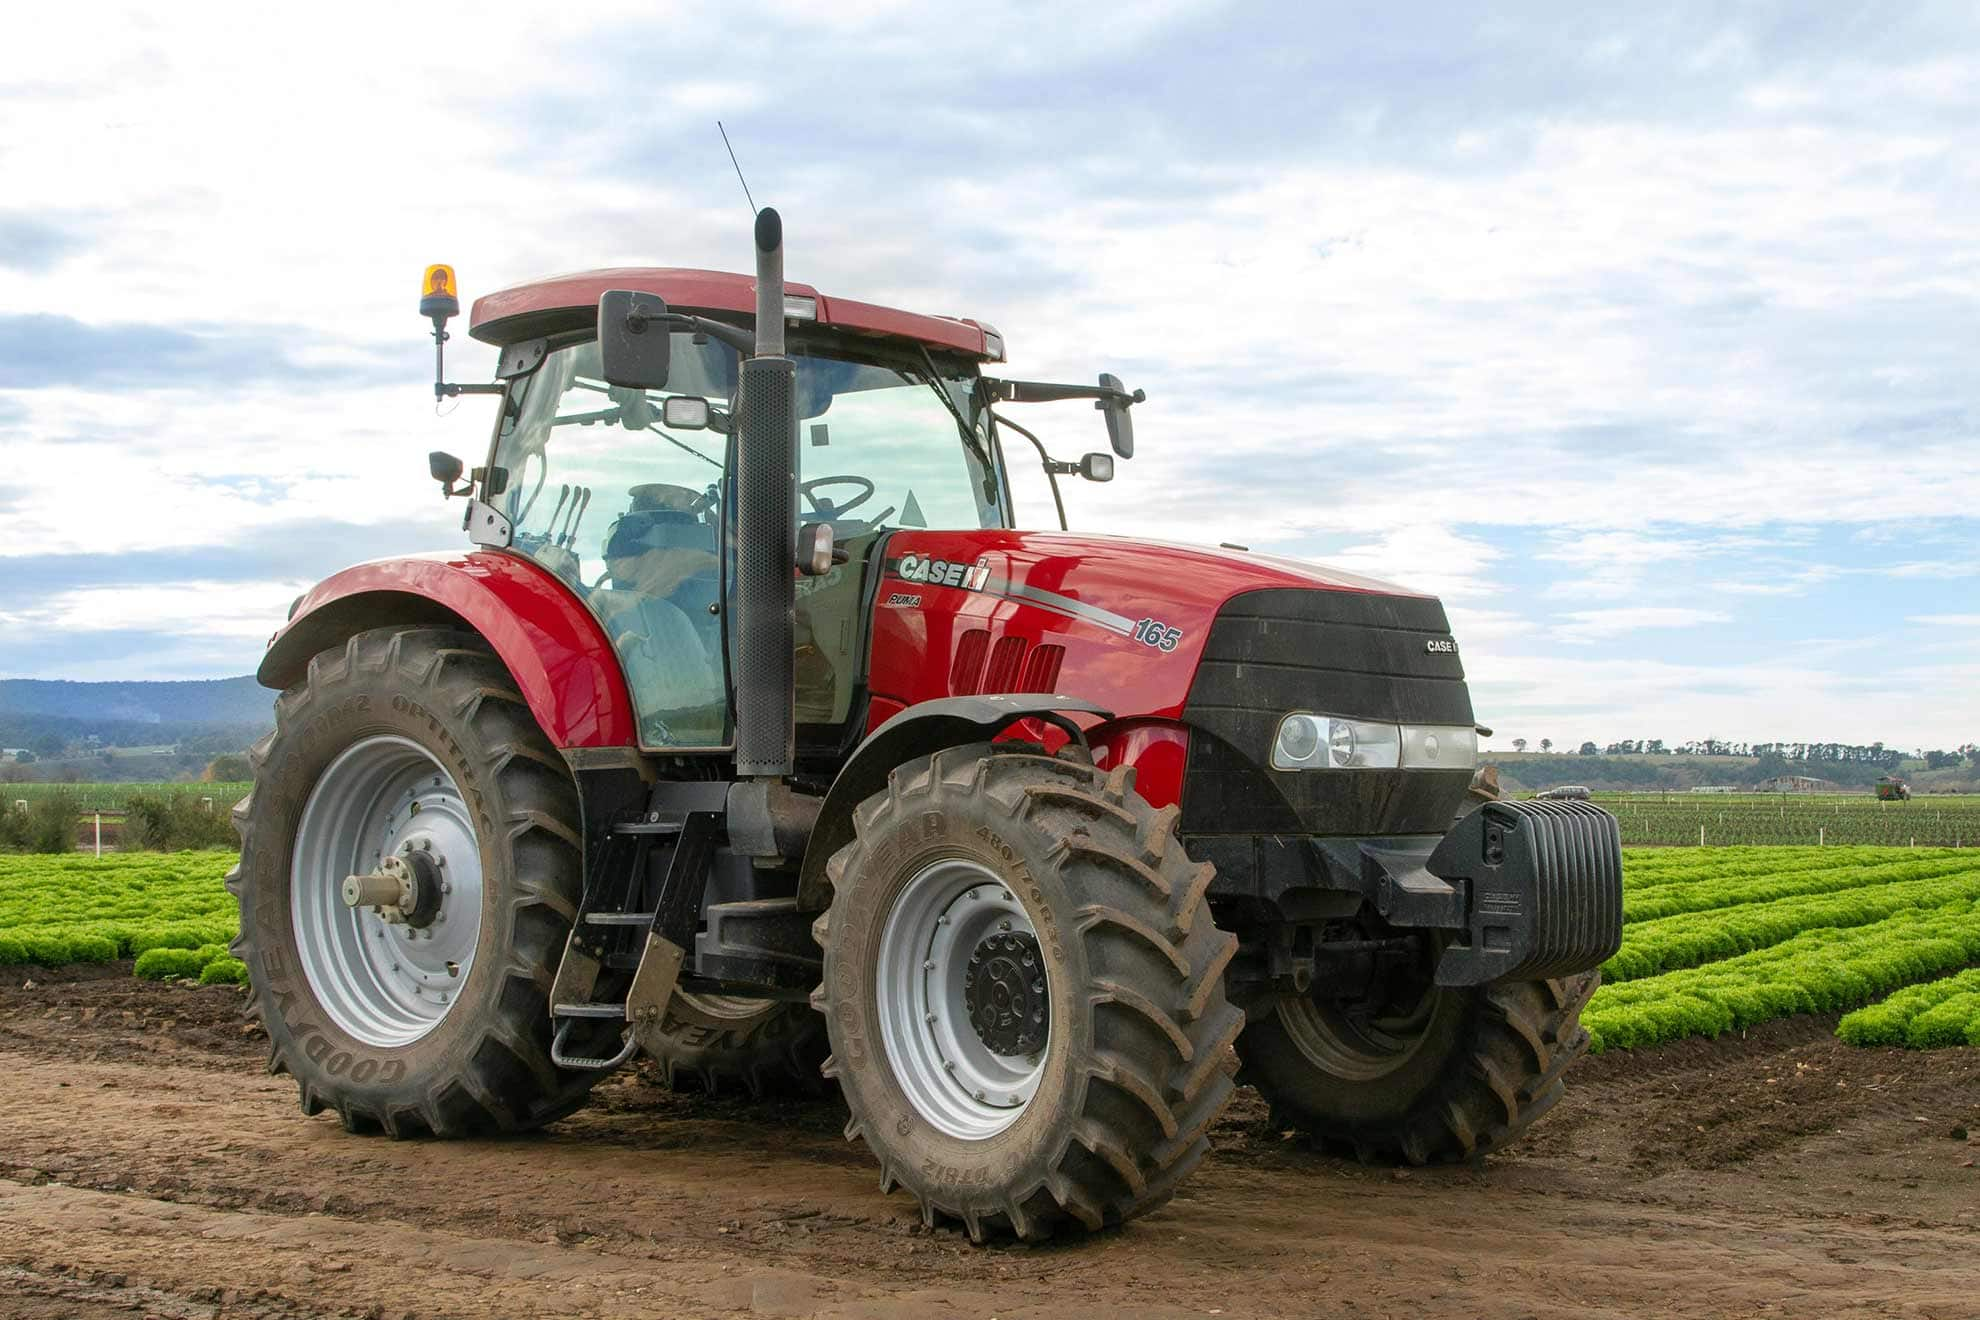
[
  {"x1": 1236, "y1": 970, "x2": 1600, "y2": 1163},
  {"x1": 814, "y1": 745, "x2": 1244, "y2": 1242}
]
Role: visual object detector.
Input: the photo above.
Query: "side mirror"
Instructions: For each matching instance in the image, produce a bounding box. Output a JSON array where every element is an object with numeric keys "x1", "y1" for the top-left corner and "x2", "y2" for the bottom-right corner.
[
  {"x1": 1097, "y1": 372, "x2": 1135, "y2": 458},
  {"x1": 797, "y1": 522, "x2": 835, "y2": 577},
  {"x1": 428, "y1": 451, "x2": 471, "y2": 499},
  {"x1": 597, "y1": 289, "x2": 672, "y2": 391},
  {"x1": 1078, "y1": 452, "x2": 1114, "y2": 482},
  {"x1": 662, "y1": 396, "x2": 712, "y2": 430}
]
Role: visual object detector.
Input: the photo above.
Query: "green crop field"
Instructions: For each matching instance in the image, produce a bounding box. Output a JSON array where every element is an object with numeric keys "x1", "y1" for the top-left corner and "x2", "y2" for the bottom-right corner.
[
  {"x1": 1593, "y1": 792, "x2": 1980, "y2": 847},
  {"x1": 1586, "y1": 845, "x2": 1980, "y2": 1052},
  {"x1": 2, "y1": 845, "x2": 1976, "y2": 1037},
  {"x1": 3, "y1": 781, "x2": 252, "y2": 813},
  {"x1": 0, "y1": 852, "x2": 242, "y2": 980}
]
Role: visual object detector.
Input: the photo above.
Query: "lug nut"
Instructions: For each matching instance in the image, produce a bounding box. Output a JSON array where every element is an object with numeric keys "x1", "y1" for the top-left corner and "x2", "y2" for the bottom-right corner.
[
  {"x1": 922, "y1": 959, "x2": 934, "y2": 970},
  {"x1": 924, "y1": 1013, "x2": 937, "y2": 1024},
  {"x1": 998, "y1": 920, "x2": 1011, "y2": 932}
]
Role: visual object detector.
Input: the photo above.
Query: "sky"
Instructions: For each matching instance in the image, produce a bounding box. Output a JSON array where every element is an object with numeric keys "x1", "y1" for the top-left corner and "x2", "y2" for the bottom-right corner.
[{"x1": 0, "y1": 2, "x2": 1975, "y2": 752}]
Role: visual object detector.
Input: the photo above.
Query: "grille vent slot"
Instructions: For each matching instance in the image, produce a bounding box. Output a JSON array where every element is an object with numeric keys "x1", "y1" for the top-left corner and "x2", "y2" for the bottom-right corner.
[{"x1": 950, "y1": 628, "x2": 990, "y2": 695}]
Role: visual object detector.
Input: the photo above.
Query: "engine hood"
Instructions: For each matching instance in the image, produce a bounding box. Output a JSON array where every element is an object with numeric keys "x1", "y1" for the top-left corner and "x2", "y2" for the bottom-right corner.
[{"x1": 860, "y1": 527, "x2": 1442, "y2": 736}]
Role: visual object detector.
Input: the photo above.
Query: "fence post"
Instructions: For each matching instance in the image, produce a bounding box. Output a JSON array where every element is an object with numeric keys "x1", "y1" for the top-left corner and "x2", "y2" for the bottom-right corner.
[
  {"x1": 1819, "y1": 826, "x2": 1825, "y2": 847},
  {"x1": 94, "y1": 812, "x2": 101, "y2": 858},
  {"x1": 1699, "y1": 824, "x2": 1706, "y2": 847}
]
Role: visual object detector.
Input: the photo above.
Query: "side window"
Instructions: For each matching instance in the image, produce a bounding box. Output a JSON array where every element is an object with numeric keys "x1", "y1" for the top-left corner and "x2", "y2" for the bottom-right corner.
[{"x1": 496, "y1": 338, "x2": 736, "y2": 747}]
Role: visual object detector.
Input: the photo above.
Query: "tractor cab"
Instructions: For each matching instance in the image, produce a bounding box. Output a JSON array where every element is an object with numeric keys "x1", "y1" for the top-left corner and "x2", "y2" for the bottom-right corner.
[{"x1": 454, "y1": 268, "x2": 1097, "y2": 754}]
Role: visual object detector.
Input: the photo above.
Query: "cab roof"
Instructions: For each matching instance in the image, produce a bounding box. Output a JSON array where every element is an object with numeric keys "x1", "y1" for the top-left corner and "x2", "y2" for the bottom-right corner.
[{"x1": 468, "y1": 267, "x2": 1001, "y2": 361}]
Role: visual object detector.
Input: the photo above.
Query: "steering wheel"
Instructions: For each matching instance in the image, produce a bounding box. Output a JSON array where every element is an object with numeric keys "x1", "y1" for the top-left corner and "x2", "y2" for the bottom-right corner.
[{"x1": 800, "y1": 475, "x2": 874, "y2": 520}]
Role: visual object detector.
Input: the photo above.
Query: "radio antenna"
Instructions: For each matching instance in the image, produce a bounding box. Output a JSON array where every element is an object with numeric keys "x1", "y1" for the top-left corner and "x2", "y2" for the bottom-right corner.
[{"x1": 717, "y1": 121, "x2": 757, "y2": 216}]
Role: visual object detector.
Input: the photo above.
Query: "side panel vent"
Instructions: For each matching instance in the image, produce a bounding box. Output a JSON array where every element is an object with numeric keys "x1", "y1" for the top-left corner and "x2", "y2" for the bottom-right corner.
[
  {"x1": 1022, "y1": 643, "x2": 1065, "y2": 693},
  {"x1": 950, "y1": 628, "x2": 990, "y2": 695},
  {"x1": 984, "y1": 635, "x2": 1030, "y2": 693}
]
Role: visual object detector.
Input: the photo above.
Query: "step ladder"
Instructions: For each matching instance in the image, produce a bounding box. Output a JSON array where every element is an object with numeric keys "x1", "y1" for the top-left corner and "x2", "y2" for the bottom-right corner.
[{"x1": 548, "y1": 807, "x2": 720, "y2": 1071}]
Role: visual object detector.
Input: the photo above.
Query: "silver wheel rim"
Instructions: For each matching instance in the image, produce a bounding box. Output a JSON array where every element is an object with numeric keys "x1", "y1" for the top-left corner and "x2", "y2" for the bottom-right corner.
[
  {"x1": 876, "y1": 857, "x2": 1048, "y2": 1140},
  {"x1": 291, "y1": 735, "x2": 485, "y2": 1048}
]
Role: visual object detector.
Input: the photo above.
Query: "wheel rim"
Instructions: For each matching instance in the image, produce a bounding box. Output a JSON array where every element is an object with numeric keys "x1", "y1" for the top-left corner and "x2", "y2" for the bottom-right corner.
[
  {"x1": 876, "y1": 857, "x2": 1049, "y2": 1140},
  {"x1": 291, "y1": 735, "x2": 485, "y2": 1048},
  {"x1": 1276, "y1": 983, "x2": 1445, "y2": 1083}
]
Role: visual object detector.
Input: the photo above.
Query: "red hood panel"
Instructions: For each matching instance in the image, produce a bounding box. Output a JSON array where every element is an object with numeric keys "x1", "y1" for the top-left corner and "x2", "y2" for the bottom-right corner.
[{"x1": 863, "y1": 529, "x2": 1431, "y2": 731}]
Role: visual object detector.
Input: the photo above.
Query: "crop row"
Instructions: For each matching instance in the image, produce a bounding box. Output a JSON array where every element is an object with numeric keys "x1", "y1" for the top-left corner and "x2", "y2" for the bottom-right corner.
[
  {"x1": 1835, "y1": 969, "x2": 1980, "y2": 1049},
  {"x1": 1606, "y1": 860, "x2": 1980, "y2": 982},
  {"x1": 1584, "y1": 898, "x2": 1980, "y2": 1051},
  {"x1": 0, "y1": 853, "x2": 238, "y2": 966},
  {"x1": 4, "y1": 782, "x2": 252, "y2": 812}
]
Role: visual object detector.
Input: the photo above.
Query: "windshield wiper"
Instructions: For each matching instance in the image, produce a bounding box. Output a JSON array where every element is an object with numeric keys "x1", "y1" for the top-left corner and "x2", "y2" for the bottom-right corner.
[{"x1": 914, "y1": 346, "x2": 998, "y2": 505}]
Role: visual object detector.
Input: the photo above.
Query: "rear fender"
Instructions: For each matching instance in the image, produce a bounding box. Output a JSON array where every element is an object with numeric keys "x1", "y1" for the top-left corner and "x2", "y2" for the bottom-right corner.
[
  {"x1": 796, "y1": 694, "x2": 1110, "y2": 910},
  {"x1": 257, "y1": 552, "x2": 636, "y2": 749}
]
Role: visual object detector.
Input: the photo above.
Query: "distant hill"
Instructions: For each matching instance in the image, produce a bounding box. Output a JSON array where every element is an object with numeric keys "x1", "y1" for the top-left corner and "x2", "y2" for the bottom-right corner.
[
  {"x1": 0, "y1": 676, "x2": 270, "y2": 726},
  {"x1": 0, "y1": 677, "x2": 272, "y2": 779}
]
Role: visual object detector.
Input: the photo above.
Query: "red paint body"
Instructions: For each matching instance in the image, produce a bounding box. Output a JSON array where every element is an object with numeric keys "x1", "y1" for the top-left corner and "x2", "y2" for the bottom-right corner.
[
  {"x1": 268, "y1": 534, "x2": 1417, "y2": 791},
  {"x1": 268, "y1": 532, "x2": 1418, "y2": 798},
  {"x1": 469, "y1": 268, "x2": 999, "y2": 361},
  {"x1": 264, "y1": 552, "x2": 636, "y2": 748}
]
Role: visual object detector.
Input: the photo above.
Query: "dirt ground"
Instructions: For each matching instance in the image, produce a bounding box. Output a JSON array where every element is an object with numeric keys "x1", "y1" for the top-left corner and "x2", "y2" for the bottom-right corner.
[{"x1": 0, "y1": 966, "x2": 1975, "y2": 1319}]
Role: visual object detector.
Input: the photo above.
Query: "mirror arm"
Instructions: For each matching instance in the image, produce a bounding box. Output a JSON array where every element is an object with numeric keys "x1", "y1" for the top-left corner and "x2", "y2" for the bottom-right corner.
[
  {"x1": 630, "y1": 309, "x2": 754, "y2": 356},
  {"x1": 986, "y1": 378, "x2": 1145, "y2": 408},
  {"x1": 991, "y1": 410, "x2": 1068, "y2": 532}
]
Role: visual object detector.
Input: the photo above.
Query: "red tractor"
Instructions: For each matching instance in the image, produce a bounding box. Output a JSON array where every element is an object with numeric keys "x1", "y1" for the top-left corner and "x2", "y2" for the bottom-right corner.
[{"x1": 231, "y1": 210, "x2": 1622, "y2": 1242}]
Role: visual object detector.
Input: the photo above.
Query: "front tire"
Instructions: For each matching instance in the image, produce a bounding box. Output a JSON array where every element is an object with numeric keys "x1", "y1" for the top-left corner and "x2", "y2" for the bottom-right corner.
[
  {"x1": 814, "y1": 746, "x2": 1244, "y2": 1242},
  {"x1": 227, "y1": 627, "x2": 598, "y2": 1137},
  {"x1": 1236, "y1": 971, "x2": 1600, "y2": 1163}
]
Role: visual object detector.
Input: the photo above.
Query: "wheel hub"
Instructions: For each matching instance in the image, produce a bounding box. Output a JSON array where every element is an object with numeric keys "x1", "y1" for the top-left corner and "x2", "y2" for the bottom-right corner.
[{"x1": 964, "y1": 931, "x2": 1047, "y2": 1056}]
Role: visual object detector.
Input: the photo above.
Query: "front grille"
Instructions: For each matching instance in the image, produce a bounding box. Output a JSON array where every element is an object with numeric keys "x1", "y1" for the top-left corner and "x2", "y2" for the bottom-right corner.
[{"x1": 1180, "y1": 588, "x2": 1475, "y2": 836}]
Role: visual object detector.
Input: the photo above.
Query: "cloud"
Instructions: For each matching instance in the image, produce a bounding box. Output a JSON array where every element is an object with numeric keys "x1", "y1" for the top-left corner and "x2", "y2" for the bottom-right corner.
[
  {"x1": 1910, "y1": 614, "x2": 1980, "y2": 627},
  {"x1": 0, "y1": 315, "x2": 406, "y2": 390},
  {"x1": 1554, "y1": 607, "x2": 1734, "y2": 644},
  {"x1": 0, "y1": 214, "x2": 89, "y2": 272}
]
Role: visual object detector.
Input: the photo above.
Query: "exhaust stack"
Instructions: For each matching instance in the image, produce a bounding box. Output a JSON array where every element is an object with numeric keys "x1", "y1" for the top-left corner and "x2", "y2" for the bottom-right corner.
[{"x1": 731, "y1": 208, "x2": 799, "y2": 778}]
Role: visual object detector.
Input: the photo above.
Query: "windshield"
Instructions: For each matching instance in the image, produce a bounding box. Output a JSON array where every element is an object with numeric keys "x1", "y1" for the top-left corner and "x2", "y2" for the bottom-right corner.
[
  {"x1": 490, "y1": 336, "x2": 1004, "y2": 562},
  {"x1": 484, "y1": 333, "x2": 1005, "y2": 748}
]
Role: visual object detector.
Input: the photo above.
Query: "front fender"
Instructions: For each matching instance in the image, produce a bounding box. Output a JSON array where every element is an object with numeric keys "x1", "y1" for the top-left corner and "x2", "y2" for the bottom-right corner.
[
  {"x1": 795, "y1": 694, "x2": 1111, "y2": 909},
  {"x1": 258, "y1": 551, "x2": 636, "y2": 748}
]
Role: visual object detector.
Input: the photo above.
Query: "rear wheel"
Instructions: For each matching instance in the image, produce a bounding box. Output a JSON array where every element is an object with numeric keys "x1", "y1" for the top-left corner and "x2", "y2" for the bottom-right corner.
[
  {"x1": 228, "y1": 627, "x2": 599, "y2": 1136},
  {"x1": 814, "y1": 745, "x2": 1244, "y2": 1242},
  {"x1": 1236, "y1": 970, "x2": 1600, "y2": 1163}
]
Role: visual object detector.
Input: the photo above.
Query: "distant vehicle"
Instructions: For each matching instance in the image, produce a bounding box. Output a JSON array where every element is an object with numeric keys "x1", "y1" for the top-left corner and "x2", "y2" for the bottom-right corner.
[
  {"x1": 1536, "y1": 785, "x2": 1593, "y2": 800},
  {"x1": 1875, "y1": 776, "x2": 1912, "y2": 801}
]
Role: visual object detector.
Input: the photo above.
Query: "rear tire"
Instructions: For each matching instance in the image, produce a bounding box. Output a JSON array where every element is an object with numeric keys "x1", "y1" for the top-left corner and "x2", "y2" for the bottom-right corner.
[
  {"x1": 1236, "y1": 971, "x2": 1600, "y2": 1163},
  {"x1": 227, "y1": 627, "x2": 598, "y2": 1137},
  {"x1": 814, "y1": 745, "x2": 1244, "y2": 1242}
]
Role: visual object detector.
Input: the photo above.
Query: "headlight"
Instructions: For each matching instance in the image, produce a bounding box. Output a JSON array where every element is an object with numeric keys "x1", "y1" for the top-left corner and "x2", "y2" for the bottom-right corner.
[
  {"x1": 1271, "y1": 715, "x2": 1475, "y2": 771},
  {"x1": 1399, "y1": 723, "x2": 1477, "y2": 769}
]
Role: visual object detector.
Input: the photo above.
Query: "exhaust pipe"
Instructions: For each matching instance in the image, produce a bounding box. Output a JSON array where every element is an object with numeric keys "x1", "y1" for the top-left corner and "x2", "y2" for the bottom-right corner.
[{"x1": 731, "y1": 208, "x2": 799, "y2": 779}]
